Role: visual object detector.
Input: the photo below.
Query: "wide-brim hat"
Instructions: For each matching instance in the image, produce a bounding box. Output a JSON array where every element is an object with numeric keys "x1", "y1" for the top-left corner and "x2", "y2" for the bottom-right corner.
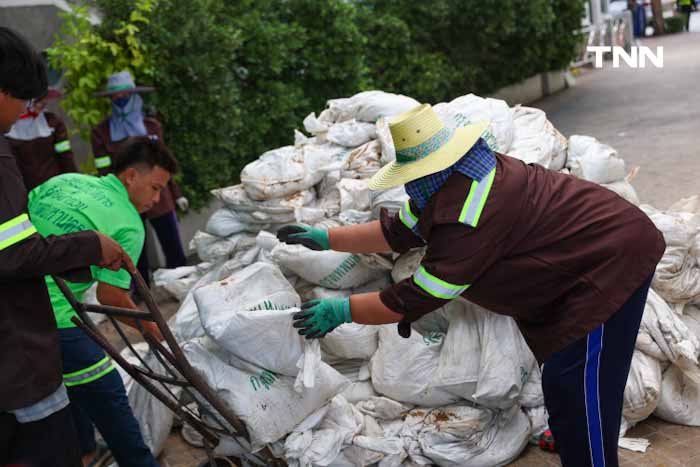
[
  {"x1": 94, "y1": 70, "x2": 154, "y2": 97},
  {"x1": 368, "y1": 104, "x2": 489, "y2": 190}
]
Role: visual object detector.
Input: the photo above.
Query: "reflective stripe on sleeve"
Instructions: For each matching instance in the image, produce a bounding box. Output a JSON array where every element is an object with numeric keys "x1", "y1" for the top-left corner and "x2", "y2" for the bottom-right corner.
[
  {"x1": 399, "y1": 200, "x2": 418, "y2": 230},
  {"x1": 54, "y1": 140, "x2": 71, "y2": 153},
  {"x1": 0, "y1": 214, "x2": 37, "y2": 251},
  {"x1": 95, "y1": 156, "x2": 112, "y2": 169},
  {"x1": 458, "y1": 168, "x2": 496, "y2": 227},
  {"x1": 413, "y1": 265, "x2": 470, "y2": 300}
]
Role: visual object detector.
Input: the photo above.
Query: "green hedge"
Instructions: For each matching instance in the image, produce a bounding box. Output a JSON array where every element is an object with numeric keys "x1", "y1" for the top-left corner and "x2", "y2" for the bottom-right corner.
[{"x1": 50, "y1": 0, "x2": 585, "y2": 209}]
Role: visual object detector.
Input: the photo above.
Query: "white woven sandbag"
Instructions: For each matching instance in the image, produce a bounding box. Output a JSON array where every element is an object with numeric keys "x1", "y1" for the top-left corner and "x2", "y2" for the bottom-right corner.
[
  {"x1": 623, "y1": 350, "x2": 663, "y2": 423},
  {"x1": 370, "y1": 326, "x2": 461, "y2": 407},
  {"x1": 370, "y1": 186, "x2": 409, "y2": 219},
  {"x1": 655, "y1": 363, "x2": 700, "y2": 426},
  {"x1": 433, "y1": 94, "x2": 515, "y2": 153},
  {"x1": 241, "y1": 144, "x2": 344, "y2": 201},
  {"x1": 341, "y1": 140, "x2": 382, "y2": 178},
  {"x1": 271, "y1": 243, "x2": 386, "y2": 290},
  {"x1": 641, "y1": 203, "x2": 700, "y2": 306},
  {"x1": 418, "y1": 404, "x2": 530, "y2": 467},
  {"x1": 194, "y1": 263, "x2": 305, "y2": 376},
  {"x1": 325, "y1": 91, "x2": 420, "y2": 124},
  {"x1": 183, "y1": 338, "x2": 349, "y2": 449},
  {"x1": 326, "y1": 119, "x2": 377, "y2": 148},
  {"x1": 508, "y1": 106, "x2": 568, "y2": 171},
  {"x1": 637, "y1": 288, "x2": 700, "y2": 374},
  {"x1": 117, "y1": 343, "x2": 177, "y2": 457},
  {"x1": 566, "y1": 135, "x2": 626, "y2": 184},
  {"x1": 337, "y1": 178, "x2": 371, "y2": 212},
  {"x1": 212, "y1": 184, "x2": 316, "y2": 214}
]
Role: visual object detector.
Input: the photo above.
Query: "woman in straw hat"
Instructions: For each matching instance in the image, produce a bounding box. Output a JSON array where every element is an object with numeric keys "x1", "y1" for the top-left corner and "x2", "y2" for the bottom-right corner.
[
  {"x1": 91, "y1": 71, "x2": 188, "y2": 286},
  {"x1": 5, "y1": 87, "x2": 79, "y2": 191},
  {"x1": 278, "y1": 104, "x2": 665, "y2": 467}
]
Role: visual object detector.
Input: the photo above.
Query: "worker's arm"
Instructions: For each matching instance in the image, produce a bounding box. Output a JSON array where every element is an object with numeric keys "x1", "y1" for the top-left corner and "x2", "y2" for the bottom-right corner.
[
  {"x1": 278, "y1": 200, "x2": 425, "y2": 254},
  {"x1": 96, "y1": 281, "x2": 164, "y2": 341},
  {"x1": 350, "y1": 292, "x2": 404, "y2": 324},
  {"x1": 0, "y1": 157, "x2": 129, "y2": 279},
  {"x1": 291, "y1": 292, "x2": 404, "y2": 338},
  {"x1": 50, "y1": 114, "x2": 78, "y2": 174},
  {"x1": 90, "y1": 124, "x2": 112, "y2": 176}
]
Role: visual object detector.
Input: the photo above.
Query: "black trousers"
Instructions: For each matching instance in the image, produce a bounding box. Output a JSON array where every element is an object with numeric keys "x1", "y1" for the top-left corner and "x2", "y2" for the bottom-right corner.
[
  {"x1": 542, "y1": 275, "x2": 653, "y2": 467},
  {"x1": 0, "y1": 405, "x2": 81, "y2": 467}
]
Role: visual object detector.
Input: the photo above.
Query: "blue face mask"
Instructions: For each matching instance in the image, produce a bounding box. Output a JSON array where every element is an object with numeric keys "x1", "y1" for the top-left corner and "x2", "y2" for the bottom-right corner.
[{"x1": 113, "y1": 97, "x2": 130, "y2": 108}]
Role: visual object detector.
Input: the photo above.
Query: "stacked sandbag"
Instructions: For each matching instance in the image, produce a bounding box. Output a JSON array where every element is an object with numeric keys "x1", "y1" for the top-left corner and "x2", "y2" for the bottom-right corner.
[{"x1": 163, "y1": 90, "x2": 700, "y2": 464}]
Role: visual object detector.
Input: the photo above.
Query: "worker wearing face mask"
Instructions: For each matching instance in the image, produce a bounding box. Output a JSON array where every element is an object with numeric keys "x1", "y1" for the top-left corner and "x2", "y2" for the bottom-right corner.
[
  {"x1": 91, "y1": 71, "x2": 188, "y2": 286},
  {"x1": 5, "y1": 87, "x2": 78, "y2": 191}
]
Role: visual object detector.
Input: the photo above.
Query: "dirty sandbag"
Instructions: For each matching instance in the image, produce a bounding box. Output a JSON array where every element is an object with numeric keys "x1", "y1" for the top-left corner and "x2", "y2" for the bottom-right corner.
[
  {"x1": 601, "y1": 167, "x2": 640, "y2": 205},
  {"x1": 326, "y1": 120, "x2": 377, "y2": 148},
  {"x1": 205, "y1": 208, "x2": 293, "y2": 237},
  {"x1": 319, "y1": 322, "x2": 379, "y2": 361},
  {"x1": 241, "y1": 144, "x2": 345, "y2": 201},
  {"x1": 154, "y1": 264, "x2": 211, "y2": 302},
  {"x1": 370, "y1": 186, "x2": 409, "y2": 220},
  {"x1": 303, "y1": 112, "x2": 329, "y2": 135},
  {"x1": 566, "y1": 135, "x2": 626, "y2": 184},
  {"x1": 341, "y1": 140, "x2": 382, "y2": 178},
  {"x1": 643, "y1": 204, "x2": 700, "y2": 305},
  {"x1": 170, "y1": 258, "x2": 249, "y2": 343},
  {"x1": 436, "y1": 301, "x2": 537, "y2": 409},
  {"x1": 355, "y1": 397, "x2": 412, "y2": 421},
  {"x1": 433, "y1": 94, "x2": 515, "y2": 153},
  {"x1": 117, "y1": 343, "x2": 178, "y2": 457},
  {"x1": 212, "y1": 184, "x2": 316, "y2": 214},
  {"x1": 336, "y1": 178, "x2": 371, "y2": 212},
  {"x1": 376, "y1": 117, "x2": 396, "y2": 165},
  {"x1": 524, "y1": 405, "x2": 548, "y2": 442},
  {"x1": 435, "y1": 300, "x2": 481, "y2": 396},
  {"x1": 418, "y1": 404, "x2": 530, "y2": 467},
  {"x1": 507, "y1": 106, "x2": 568, "y2": 171},
  {"x1": 471, "y1": 309, "x2": 537, "y2": 409},
  {"x1": 518, "y1": 364, "x2": 545, "y2": 408},
  {"x1": 183, "y1": 338, "x2": 349, "y2": 450},
  {"x1": 340, "y1": 381, "x2": 378, "y2": 405},
  {"x1": 325, "y1": 91, "x2": 420, "y2": 124},
  {"x1": 654, "y1": 364, "x2": 700, "y2": 426},
  {"x1": 623, "y1": 350, "x2": 663, "y2": 423},
  {"x1": 391, "y1": 248, "x2": 425, "y2": 283},
  {"x1": 371, "y1": 326, "x2": 461, "y2": 407},
  {"x1": 190, "y1": 231, "x2": 257, "y2": 263},
  {"x1": 271, "y1": 242, "x2": 386, "y2": 290},
  {"x1": 638, "y1": 288, "x2": 700, "y2": 374},
  {"x1": 194, "y1": 263, "x2": 307, "y2": 377}
]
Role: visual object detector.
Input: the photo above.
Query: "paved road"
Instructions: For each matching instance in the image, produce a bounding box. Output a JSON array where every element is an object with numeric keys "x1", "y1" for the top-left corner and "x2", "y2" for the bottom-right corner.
[{"x1": 534, "y1": 19, "x2": 700, "y2": 210}]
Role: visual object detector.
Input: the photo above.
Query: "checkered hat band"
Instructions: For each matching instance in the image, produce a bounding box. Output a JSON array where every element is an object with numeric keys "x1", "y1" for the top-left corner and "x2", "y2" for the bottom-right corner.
[{"x1": 395, "y1": 126, "x2": 454, "y2": 163}]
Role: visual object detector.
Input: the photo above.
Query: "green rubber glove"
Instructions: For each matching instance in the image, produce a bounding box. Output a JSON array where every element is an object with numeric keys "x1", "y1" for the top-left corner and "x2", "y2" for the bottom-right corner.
[
  {"x1": 292, "y1": 298, "x2": 352, "y2": 339},
  {"x1": 277, "y1": 224, "x2": 330, "y2": 251}
]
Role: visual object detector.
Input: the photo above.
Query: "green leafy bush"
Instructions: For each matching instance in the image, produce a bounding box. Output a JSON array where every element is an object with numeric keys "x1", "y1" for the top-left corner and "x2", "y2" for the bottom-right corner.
[{"x1": 50, "y1": 0, "x2": 585, "y2": 208}]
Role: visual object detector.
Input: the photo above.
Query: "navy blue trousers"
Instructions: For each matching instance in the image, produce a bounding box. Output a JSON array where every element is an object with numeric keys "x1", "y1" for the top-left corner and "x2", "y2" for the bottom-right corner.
[
  {"x1": 542, "y1": 275, "x2": 653, "y2": 467},
  {"x1": 59, "y1": 328, "x2": 158, "y2": 467},
  {"x1": 137, "y1": 210, "x2": 186, "y2": 283}
]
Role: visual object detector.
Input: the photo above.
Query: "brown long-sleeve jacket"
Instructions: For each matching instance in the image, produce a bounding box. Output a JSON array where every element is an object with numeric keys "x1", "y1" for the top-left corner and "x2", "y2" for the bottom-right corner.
[
  {"x1": 0, "y1": 135, "x2": 102, "y2": 410},
  {"x1": 6, "y1": 112, "x2": 79, "y2": 192}
]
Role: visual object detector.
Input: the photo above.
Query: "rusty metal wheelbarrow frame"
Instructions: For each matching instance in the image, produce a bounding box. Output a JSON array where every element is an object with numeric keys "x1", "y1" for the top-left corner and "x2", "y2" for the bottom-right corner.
[{"x1": 52, "y1": 269, "x2": 287, "y2": 467}]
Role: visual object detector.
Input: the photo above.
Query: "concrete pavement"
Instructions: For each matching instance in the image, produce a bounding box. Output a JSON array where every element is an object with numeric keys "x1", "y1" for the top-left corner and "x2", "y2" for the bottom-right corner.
[{"x1": 536, "y1": 19, "x2": 700, "y2": 210}]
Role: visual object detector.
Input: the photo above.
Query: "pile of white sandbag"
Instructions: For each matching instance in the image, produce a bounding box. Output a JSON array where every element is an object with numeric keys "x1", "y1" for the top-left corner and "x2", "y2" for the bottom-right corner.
[{"x1": 146, "y1": 90, "x2": 700, "y2": 464}]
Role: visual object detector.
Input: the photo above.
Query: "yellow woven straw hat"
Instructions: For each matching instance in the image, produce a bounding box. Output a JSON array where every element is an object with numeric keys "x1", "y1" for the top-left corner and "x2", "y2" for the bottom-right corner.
[{"x1": 368, "y1": 104, "x2": 489, "y2": 190}]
